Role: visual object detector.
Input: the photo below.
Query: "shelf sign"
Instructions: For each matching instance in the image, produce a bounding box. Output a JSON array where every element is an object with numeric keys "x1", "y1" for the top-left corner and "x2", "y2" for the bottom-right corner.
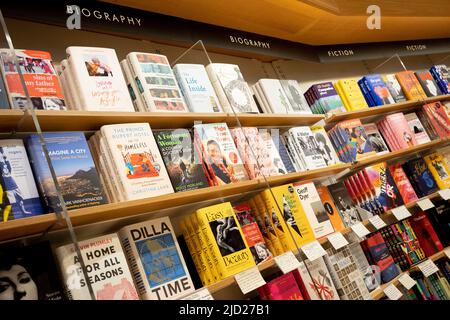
[
  {"x1": 398, "y1": 273, "x2": 417, "y2": 290},
  {"x1": 391, "y1": 206, "x2": 411, "y2": 221},
  {"x1": 416, "y1": 198, "x2": 434, "y2": 211},
  {"x1": 301, "y1": 240, "x2": 327, "y2": 262},
  {"x1": 180, "y1": 288, "x2": 214, "y2": 300},
  {"x1": 369, "y1": 215, "x2": 387, "y2": 230},
  {"x1": 234, "y1": 266, "x2": 266, "y2": 294},
  {"x1": 327, "y1": 232, "x2": 349, "y2": 250},
  {"x1": 417, "y1": 259, "x2": 440, "y2": 277},
  {"x1": 274, "y1": 251, "x2": 301, "y2": 274},
  {"x1": 383, "y1": 284, "x2": 403, "y2": 300},
  {"x1": 438, "y1": 189, "x2": 450, "y2": 200},
  {"x1": 350, "y1": 222, "x2": 370, "y2": 238}
]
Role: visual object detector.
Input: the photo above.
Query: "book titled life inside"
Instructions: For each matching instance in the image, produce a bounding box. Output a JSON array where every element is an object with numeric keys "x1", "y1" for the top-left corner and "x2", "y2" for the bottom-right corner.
[
  {"x1": 55, "y1": 233, "x2": 139, "y2": 300},
  {"x1": 0, "y1": 139, "x2": 44, "y2": 219},
  {"x1": 66, "y1": 46, "x2": 134, "y2": 112},
  {"x1": 118, "y1": 217, "x2": 195, "y2": 300},
  {"x1": 27, "y1": 132, "x2": 107, "y2": 212},
  {"x1": 154, "y1": 129, "x2": 210, "y2": 192},
  {"x1": 0, "y1": 49, "x2": 66, "y2": 110}
]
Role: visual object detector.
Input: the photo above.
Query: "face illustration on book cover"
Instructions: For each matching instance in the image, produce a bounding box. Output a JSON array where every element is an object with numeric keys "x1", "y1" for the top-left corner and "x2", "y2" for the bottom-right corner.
[
  {"x1": 343, "y1": 125, "x2": 373, "y2": 157},
  {"x1": 313, "y1": 131, "x2": 334, "y2": 166},
  {"x1": 117, "y1": 143, "x2": 160, "y2": 180},
  {"x1": 328, "y1": 182, "x2": 361, "y2": 227},
  {"x1": 210, "y1": 216, "x2": 246, "y2": 256}
]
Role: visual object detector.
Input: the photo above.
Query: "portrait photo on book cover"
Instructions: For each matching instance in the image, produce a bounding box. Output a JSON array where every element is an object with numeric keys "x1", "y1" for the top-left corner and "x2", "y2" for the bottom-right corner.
[
  {"x1": 206, "y1": 139, "x2": 238, "y2": 184},
  {"x1": 250, "y1": 243, "x2": 271, "y2": 264},
  {"x1": 84, "y1": 54, "x2": 113, "y2": 77},
  {"x1": 210, "y1": 216, "x2": 246, "y2": 257}
]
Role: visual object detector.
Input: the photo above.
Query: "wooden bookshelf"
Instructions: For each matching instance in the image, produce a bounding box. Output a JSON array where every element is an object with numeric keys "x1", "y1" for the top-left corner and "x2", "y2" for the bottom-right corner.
[
  {"x1": 324, "y1": 94, "x2": 450, "y2": 125},
  {"x1": 0, "y1": 109, "x2": 26, "y2": 132}
]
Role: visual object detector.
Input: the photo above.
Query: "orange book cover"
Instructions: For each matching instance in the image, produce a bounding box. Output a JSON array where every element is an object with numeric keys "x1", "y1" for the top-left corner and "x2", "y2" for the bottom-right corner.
[
  {"x1": 395, "y1": 71, "x2": 427, "y2": 101},
  {"x1": 316, "y1": 185, "x2": 345, "y2": 232}
]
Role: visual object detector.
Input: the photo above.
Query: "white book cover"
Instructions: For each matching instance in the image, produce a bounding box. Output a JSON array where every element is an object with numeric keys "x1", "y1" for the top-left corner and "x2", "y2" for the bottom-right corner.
[
  {"x1": 348, "y1": 242, "x2": 380, "y2": 293},
  {"x1": 0, "y1": 139, "x2": 44, "y2": 219},
  {"x1": 259, "y1": 130, "x2": 287, "y2": 175},
  {"x1": 66, "y1": 46, "x2": 134, "y2": 112},
  {"x1": 404, "y1": 112, "x2": 431, "y2": 144},
  {"x1": 126, "y1": 52, "x2": 188, "y2": 112},
  {"x1": 258, "y1": 79, "x2": 293, "y2": 114},
  {"x1": 61, "y1": 59, "x2": 82, "y2": 110},
  {"x1": 118, "y1": 217, "x2": 195, "y2": 300},
  {"x1": 251, "y1": 83, "x2": 270, "y2": 114},
  {"x1": 101, "y1": 123, "x2": 174, "y2": 201},
  {"x1": 293, "y1": 182, "x2": 334, "y2": 239},
  {"x1": 288, "y1": 127, "x2": 327, "y2": 170},
  {"x1": 173, "y1": 63, "x2": 222, "y2": 113},
  {"x1": 281, "y1": 132, "x2": 304, "y2": 172},
  {"x1": 120, "y1": 59, "x2": 145, "y2": 112},
  {"x1": 279, "y1": 80, "x2": 312, "y2": 114},
  {"x1": 55, "y1": 233, "x2": 139, "y2": 300},
  {"x1": 55, "y1": 64, "x2": 72, "y2": 110},
  {"x1": 206, "y1": 63, "x2": 259, "y2": 113},
  {"x1": 310, "y1": 125, "x2": 341, "y2": 165}
]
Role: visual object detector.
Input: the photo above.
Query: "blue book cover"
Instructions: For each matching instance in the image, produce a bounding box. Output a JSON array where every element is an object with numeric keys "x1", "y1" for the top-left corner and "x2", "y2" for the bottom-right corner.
[
  {"x1": 271, "y1": 134, "x2": 296, "y2": 173},
  {"x1": 27, "y1": 132, "x2": 107, "y2": 212},
  {"x1": 364, "y1": 75, "x2": 395, "y2": 106},
  {"x1": 402, "y1": 158, "x2": 439, "y2": 198},
  {"x1": 358, "y1": 79, "x2": 375, "y2": 107},
  {"x1": 364, "y1": 234, "x2": 400, "y2": 284},
  {"x1": 430, "y1": 65, "x2": 450, "y2": 94}
]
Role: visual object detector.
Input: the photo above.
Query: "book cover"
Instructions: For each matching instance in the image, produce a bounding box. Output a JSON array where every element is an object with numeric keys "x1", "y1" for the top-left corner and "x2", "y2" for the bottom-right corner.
[
  {"x1": 279, "y1": 80, "x2": 311, "y2": 114},
  {"x1": 27, "y1": 132, "x2": 107, "y2": 212},
  {"x1": 230, "y1": 127, "x2": 261, "y2": 179},
  {"x1": 336, "y1": 78, "x2": 369, "y2": 111},
  {"x1": 430, "y1": 65, "x2": 450, "y2": 94},
  {"x1": 259, "y1": 130, "x2": 288, "y2": 175},
  {"x1": 409, "y1": 212, "x2": 444, "y2": 257},
  {"x1": 154, "y1": 129, "x2": 210, "y2": 192},
  {"x1": 288, "y1": 127, "x2": 327, "y2": 170},
  {"x1": 194, "y1": 123, "x2": 248, "y2": 185},
  {"x1": 206, "y1": 63, "x2": 259, "y2": 113},
  {"x1": 120, "y1": 59, "x2": 144, "y2": 112},
  {"x1": 381, "y1": 74, "x2": 407, "y2": 103},
  {"x1": 293, "y1": 182, "x2": 334, "y2": 239},
  {"x1": 327, "y1": 182, "x2": 362, "y2": 227},
  {"x1": 424, "y1": 152, "x2": 450, "y2": 190},
  {"x1": 310, "y1": 125, "x2": 341, "y2": 166},
  {"x1": 388, "y1": 163, "x2": 419, "y2": 204},
  {"x1": 66, "y1": 46, "x2": 134, "y2": 111},
  {"x1": 316, "y1": 185, "x2": 346, "y2": 231},
  {"x1": 263, "y1": 272, "x2": 303, "y2": 300},
  {"x1": 415, "y1": 70, "x2": 442, "y2": 97},
  {"x1": 347, "y1": 242, "x2": 381, "y2": 292},
  {"x1": 0, "y1": 139, "x2": 44, "y2": 219},
  {"x1": 272, "y1": 134, "x2": 296, "y2": 173},
  {"x1": 364, "y1": 74, "x2": 395, "y2": 105},
  {"x1": 312, "y1": 82, "x2": 345, "y2": 113},
  {"x1": 55, "y1": 233, "x2": 139, "y2": 300},
  {"x1": 101, "y1": 123, "x2": 174, "y2": 201},
  {"x1": 173, "y1": 63, "x2": 221, "y2": 113},
  {"x1": 385, "y1": 113, "x2": 417, "y2": 149},
  {"x1": 402, "y1": 158, "x2": 439, "y2": 198},
  {"x1": 0, "y1": 49, "x2": 66, "y2": 110},
  {"x1": 0, "y1": 241, "x2": 63, "y2": 300},
  {"x1": 0, "y1": 71, "x2": 10, "y2": 108},
  {"x1": 336, "y1": 119, "x2": 375, "y2": 162},
  {"x1": 404, "y1": 112, "x2": 431, "y2": 144},
  {"x1": 425, "y1": 200, "x2": 450, "y2": 247},
  {"x1": 258, "y1": 79, "x2": 293, "y2": 114},
  {"x1": 395, "y1": 71, "x2": 427, "y2": 100},
  {"x1": 423, "y1": 102, "x2": 450, "y2": 138},
  {"x1": 362, "y1": 123, "x2": 389, "y2": 154}
]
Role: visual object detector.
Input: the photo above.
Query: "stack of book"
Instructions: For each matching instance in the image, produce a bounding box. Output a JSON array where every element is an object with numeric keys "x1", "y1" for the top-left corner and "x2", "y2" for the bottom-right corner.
[
  {"x1": 376, "y1": 112, "x2": 418, "y2": 151},
  {"x1": 430, "y1": 64, "x2": 450, "y2": 94},
  {"x1": 381, "y1": 74, "x2": 407, "y2": 103},
  {"x1": 395, "y1": 70, "x2": 428, "y2": 101},
  {"x1": 334, "y1": 78, "x2": 369, "y2": 111},
  {"x1": 358, "y1": 74, "x2": 395, "y2": 107},
  {"x1": 415, "y1": 69, "x2": 443, "y2": 97},
  {"x1": 304, "y1": 82, "x2": 346, "y2": 114}
]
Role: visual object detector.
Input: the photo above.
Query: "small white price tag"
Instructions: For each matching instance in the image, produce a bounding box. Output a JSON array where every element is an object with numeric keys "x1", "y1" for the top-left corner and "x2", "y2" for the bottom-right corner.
[
  {"x1": 327, "y1": 232, "x2": 349, "y2": 250},
  {"x1": 438, "y1": 189, "x2": 450, "y2": 200},
  {"x1": 180, "y1": 288, "x2": 214, "y2": 300},
  {"x1": 234, "y1": 266, "x2": 266, "y2": 295},
  {"x1": 301, "y1": 240, "x2": 327, "y2": 262},
  {"x1": 369, "y1": 215, "x2": 387, "y2": 230},
  {"x1": 445, "y1": 247, "x2": 450, "y2": 260},
  {"x1": 350, "y1": 222, "x2": 370, "y2": 238},
  {"x1": 416, "y1": 198, "x2": 435, "y2": 211},
  {"x1": 417, "y1": 259, "x2": 440, "y2": 277},
  {"x1": 274, "y1": 251, "x2": 301, "y2": 274},
  {"x1": 398, "y1": 273, "x2": 417, "y2": 290},
  {"x1": 391, "y1": 206, "x2": 412, "y2": 221},
  {"x1": 383, "y1": 284, "x2": 403, "y2": 300}
]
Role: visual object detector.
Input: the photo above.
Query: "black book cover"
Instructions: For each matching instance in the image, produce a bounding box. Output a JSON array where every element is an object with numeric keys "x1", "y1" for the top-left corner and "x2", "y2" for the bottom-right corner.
[
  {"x1": 426, "y1": 199, "x2": 450, "y2": 247},
  {"x1": 415, "y1": 70, "x2": 442, "y2": 97},
  {"x1": 402, "y1": 158, "x2": 439, "y2": 198}
]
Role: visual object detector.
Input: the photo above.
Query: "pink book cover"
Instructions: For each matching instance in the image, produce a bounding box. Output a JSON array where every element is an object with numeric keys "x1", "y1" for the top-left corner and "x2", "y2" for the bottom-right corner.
[
  {"x1": 404, "y1": 112, "x2": 431, "y2": 144},
  {"x1": 386, "y1": 113, "x2": 417, "y2": 149},
  {"x1": 389, "y1": 163, "x2": 419, "y2": 204},
  {"x1": 377, "y1": 119, "x2": 398, "y2": 151},
  {"x1": 265, "y1": 272, "x2": 304, "y2": 300},
  {"x1": 230, "y1": 127, "x2": 261, "y2": 179},
  {"x1": 423, "y1": 102, "x2": 450, "y2": 138}
]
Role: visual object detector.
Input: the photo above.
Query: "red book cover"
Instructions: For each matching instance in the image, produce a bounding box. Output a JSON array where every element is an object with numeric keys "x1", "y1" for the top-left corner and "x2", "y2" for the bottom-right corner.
[
  {"x1": 423, "y1": 101, "x2": 450, "y2": 138},
  {"x1": 385, "y1": 113, "x2": 417, "y2": 149},
  {"x1": 389, "y1": 163, "x2": 419, "y2": 204},
  {"x1": 291, "y1": 269, "x2": 311, "y2": 300},
  {"x1": 363, "y1": 233, "x2": 400, "y2": 283},
  {"x1": 408, "y1": 212, "x2": 444, "y2": 257},
  {"x1": 264, "y1": 272, "x2": 304, "y2": 300}
]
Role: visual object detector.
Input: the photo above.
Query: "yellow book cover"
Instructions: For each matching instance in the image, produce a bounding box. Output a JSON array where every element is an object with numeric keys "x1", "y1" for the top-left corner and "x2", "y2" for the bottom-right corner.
[
  {"x1": 338, "y1": 79, "x2": 369, "y2": 110},
  {"x1": 262, "y1": 184, "x2": 316, "y2": 250},
  {"x1": 195, "y1": 202, "x2": 256, "y2": 279},
  {"x1": 334, "y1": 81, "x2": 352, "y2": 111},
  {"x1": 247, "y1": 198, "x2": 276, "y2": 256},
  {"x1": 424, "y1": 152, "x2": 450, "y2": 189},
  {"x1": 253, "y1": 194, "x2": 286, "y2": 255}
]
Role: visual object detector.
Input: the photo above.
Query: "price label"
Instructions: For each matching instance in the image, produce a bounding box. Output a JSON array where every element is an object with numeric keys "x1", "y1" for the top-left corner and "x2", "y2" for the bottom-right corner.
[
  {"x1": 274, "y1": 251, "x2": 301, "y2": 274},
  {"x1": 350, "y1": 222, "x2": 370, "y2": 238},
  {"x1": 180, "y1": 288, "x2": 214, "y2": 300},
  {"x1": 416, "y1": 198, "x2": 434, "y2": 211},
  {"x1": 301, "y1": 240, "x2": 327, "y2": 262},
  {"x1": 327, "y1": 232, "x2": 349, "y2": 250},
  {"x1": 417, "y1": 259, "x2": 440, "y2": 277},
  {"x1": 369, "y1": 215, "x2": 387, "y2": 230},
  {"x1": 234, "y1": 266, "x2": 266, "y2": 295},
  {"x1": 398, "y1": 273, "x2": 417, "y2": 290},
  {"x1": 383, "y1": 284, "x2": 403, "y2": 300},
  {"x1": 438, "y1": 189, "x2": 450, "y2": 200},
  {"x1": 391, "y1": 206, "x2": 411, "y2": 221}
]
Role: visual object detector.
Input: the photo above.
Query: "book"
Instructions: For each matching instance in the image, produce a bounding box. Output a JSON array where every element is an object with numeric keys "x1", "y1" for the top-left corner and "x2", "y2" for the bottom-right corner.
[
  {"x1": 316, "y1": 185, "x2": 346, "y2": 232},
  {"x1": 415, "y1": 70, "x2": 442, "y2": 97},
  {"x1": 55, "y1": 233, "x2": 139, "y2": 300},
  {"x1": 27, "y1": 132, "x2": 107, "y2": 212},
  {"x1": 362, "y1": 74, "x2": 395, "y2": 106},
  {"x1": 408, "y1": 212, "x2": 444, "y2": 257},
  {"x1": 287, "y1": 127, "x2": 327, "y2": 170},
  {"x1": 118, "y1": 217, "x2": 195, "y2": 299},
  {"x1": 293, "y1": 182, "x2": 334, "y2": 239},
  {"x1": 193, "y1": 123, "x2": 248, "y2": 185},
  {"x1": 362, "y1": 123, "x2": 389, "y2": 154},
  {"x1": 120, "y1": 59, "x2": 145, "y2": 112},
  {"x1": 389, "y1": 163, "x2": 419, "y2": 204},
  {"x1": 334, "y1": 119, "x2": 375, "y2": 162},
  {"x1": 430, "y1": 65, "x2": 450, "y2": 94},
  {"x1": 154, "y1": 129, "x2": 210, "y2": 192},
  {"x1": 0, "y1": 72, "x2": 10, "y2": 108},
  {"x1": 306, "y1": 82, "x2": 345, "y2": 114},
  {"x1": 0, "y1": 139, "x2": 44, "y2": 219},
  {"x1": 172, "y1": 63, "x2": 221, "y2": 113},
  {"x1": 395, "y1": 71, "x2": 427, "y2": 100},
  {"x1": 260, "y1": 272, "x2": 303, "y2": 300},
  {"x1": 257, "y1": 79, "x2": 293, "y2": 114},
  {"x1": 66, "y1": 46, "x2": 134, "y2": 111},
  {"x1": 424, "y1": 152, "x2": 450, "y2": 190},
  {"x1": 0, "y1": 241, "x2": 63, "y2": 300},
  {"x1": 327, "y1": 182, "x2": 362, "y2": 227},
  {"x1": 0, "y1": 49, "x2": 66, "y2": 110},
  {"x1": 385, "y1": 113, "x2": 417, "y2": 149},
  {"x1": 422, "y1": 101, "x2": 450, "y2": 138},
  {"x1": 381, "y1": 74, "x2": 407, "y2": 103},
  {"x1": 404, "y1": 113, "x2": 431, "y2": 144},
  {"x1": 335, "y1": 78, "x2": 369, "y2": 111},
  {"x1": 259, "y1": 130, "x2": 288, "y2": 175},
  {"x1": 310, "y1": 125, "x2": 340, "y2": 166},
  {"x1": 101, "y1": 123, "x2": 174, "y2": 201},
  {"x1": 205, "y1": 63, "x2": 259, "y2": 113},
  {"x1": 271, "y1": 134, "x2": 296, "y2": 173},
  {"x1": 279, "y1": 80, "x2": 311, "y2": 114},
  {"x1": 402, "y1": 158, "x2": 439, "y2": 198},
  {"x1": 426, "y1": 199, "x2": 450, "y2": 247}
]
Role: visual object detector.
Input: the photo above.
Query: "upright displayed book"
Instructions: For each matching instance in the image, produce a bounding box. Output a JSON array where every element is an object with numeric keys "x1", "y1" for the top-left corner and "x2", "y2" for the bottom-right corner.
[
  {"x1": 0, "y1": 174, "x2": 12, "y2": 222},
  {"x1": 304, "y1": 82, "x2": 345, "y2": 114},
  {"x1": 389, "y1": 163, "x2": 419, "y2": 204},
  {"x1": 172, "y1": 63, "x2": 221, "y2": 113},
  {"x1": 404, "y1": 113, "x2": 431, "y2": 144},
  {"x1": 258, "y1": 272, "x2": 303, "y2": 300},
  {"x1": 426, "y1": 199, "x2": 450, "y2": 247},
  {"x1": 255, "y1": 79, "x2": 293, "y2": 114},
  {"x1": 0, "y1": 139, "x2": 44, "y2": 219},
  {"x1": 362, "y1": 123, "x2": 389, "y2": 154},
  {"x1": 55, "y1": 233, "x2": 139, "y2": 300},
  {"x1": 360, "y1": 74, "x2": 395, "y2": 106},
  {"x1": 402, "y1": 158, "x2": 439, "y2": 198},
  {"x1": 430, "y1": 64, "x2": 450, "y2": 94},
  {"x1": 335, "y1": 78, "x2": 368, "y2": 111},
  {"x1": 279, "y1": 80, "x2": 311, "y2": 114},
  {"x1": 119, "y1": 217, "x2": 195, "y2": 300},
  {"x1": 154, "y1": 129, "x2": 210, "y2": 192},
  {"x1": 310, "y1": 125, "x2": 341, "y2": 166},
  {"x1": 285, "y1": 126, "x2": 327, "y2": 170},
  {"x1": 381, "y1": 74, "x2": 407, "y2": 103},
  {"x1": 316, "y1": 185, "x2": 346, "y2": 232},
  {"x1": 66, "y1": 46, "x2": 134, "y2": 111},
  {"x1": 100, "y1": 123, "x2": 174, "y2": 201},
  {"x1": 0, "y1": 74, "x2": 9, "y2": 108},
  {"x1": 206, "y1": 63, "x2": 259, "y2": 113},
  {"x1": 408, "y1": 212, "x2": 444, "y2": 257},
  {"x1": 424, "y1": 152, "x2": 450, "y2": 189},
  {"x1": 259, "y1": 130, "x2": 288, "y2": 175},
  {"x1": 395, "y1": 71, "x2": 428, "y2": 100},
  {"x1": 327, "y1": 182, "x2": 362, "y2": 227},
  {"x1": 0, "y1": 49, "x2": 66, "y2": 110},
  {"x1": 421, "y1": 102, "x2": 450, "y2": 138},
  {"x1": 194, "y1": 123, "x2": 248, "y2": 185},
  {"x1": 415, "y1": 70, "x2": 442, "y2": 97},
  {"x1": 27, "y1": 132, "x2": 107, "y2": 212},
  {"x1": 0, "y1": 241, "x2": 63, "y2": 300},
  {"x1": 120, "y1": 59, "x2": 145, "y2": 112}
]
